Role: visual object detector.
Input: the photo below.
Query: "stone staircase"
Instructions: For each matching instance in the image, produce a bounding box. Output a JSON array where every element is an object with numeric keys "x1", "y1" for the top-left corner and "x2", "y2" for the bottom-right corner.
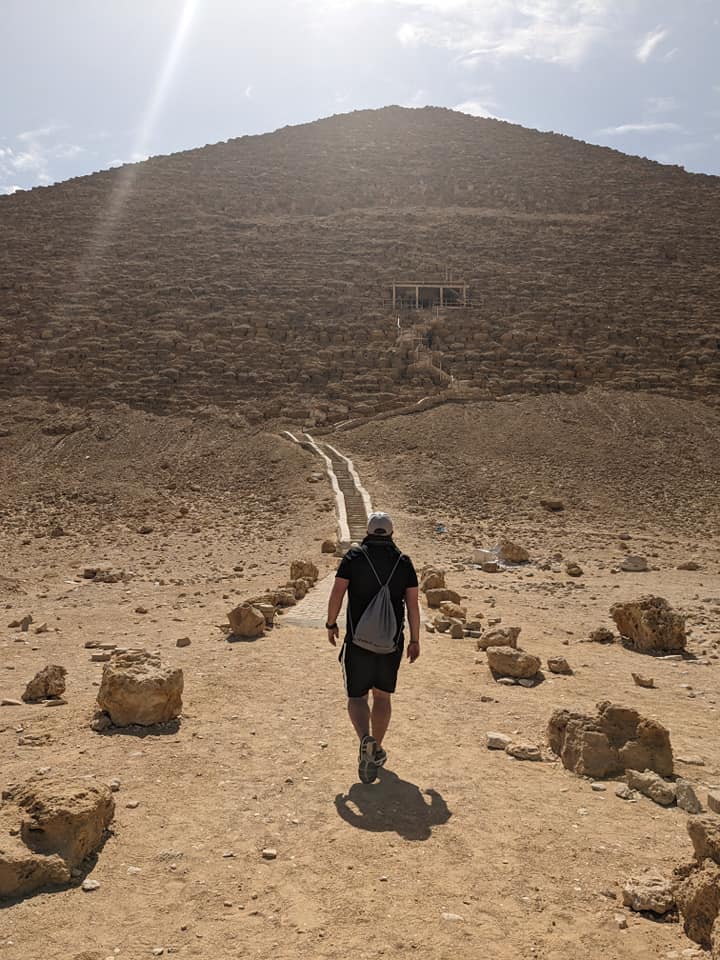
[{"x1": 319, "y1": 444, "x2": 368, "y2": 543}]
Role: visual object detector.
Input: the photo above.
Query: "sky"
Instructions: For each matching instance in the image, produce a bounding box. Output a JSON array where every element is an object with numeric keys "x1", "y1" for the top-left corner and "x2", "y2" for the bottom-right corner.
[{"x1": 1, "y1": 0, "x2": 719, "y2": 195}]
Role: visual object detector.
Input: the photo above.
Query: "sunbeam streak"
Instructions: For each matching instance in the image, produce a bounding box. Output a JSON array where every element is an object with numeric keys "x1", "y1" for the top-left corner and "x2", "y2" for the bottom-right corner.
[{"x1": 76, "y1": 0, "x2": 200, "y2": 282}]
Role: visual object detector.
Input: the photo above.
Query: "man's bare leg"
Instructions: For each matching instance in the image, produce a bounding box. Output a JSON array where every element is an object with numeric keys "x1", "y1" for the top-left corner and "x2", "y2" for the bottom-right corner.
[
  {"x1": 370, "y1": 688, "x2": 392, "y2": 747},
  {"x1": 347, "y1": 694, "x2": 370, "y2": 740}
]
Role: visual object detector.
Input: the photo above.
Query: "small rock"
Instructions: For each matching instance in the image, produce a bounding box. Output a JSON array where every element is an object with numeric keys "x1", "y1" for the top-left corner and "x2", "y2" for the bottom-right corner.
[
  {"x1": 176, "y1": 637, "x2": 191, "y2": 648},
  {"x1": 619, "y1": 556, "x2": 648, "y2": 572},
  {"x1": 615, "y1": 786, "x2": 637, "y2": 801},
  {"x1": 441, "y1": 913, "x2": 464, "y2": 922},
  {"x1": 540, "y1": 498, "x2": 564, "y2": 512},
  {"x1": 547, "y1": 656, "x2": 572, "y2": 675},
  {"x1": 506, "y1": 742, "x2": 542, "y2": 761},
  {"x1": 631, "y1": 673, "x2": 655, "y2": 689},
  {"x1": 677, "y1": 561, "x2": 701, "y2": 571},
  {"x1": 486, "y1": 732, "x2": 512, "y2": 750},
  {"x1": 262, "y1": 848, "x2": 277, "y2": 860},
  {"x1": 496, "y1": 540, "x2": 529, "y2": 563},
  {"x1": 109, "y1": 778, "x2": 121, "y2": 792},
  {"x1": 591, "y1": 783, "x2": 607, "y2": 792},
  {"x1": 126, "y1": 799, "x2": 140, "y2": 809},
  {"x1": 82, "y1": 879, "x2": 101, "y2": 892},
  {"x1": 321, "y1": 540, "x2": 336, "y2": 554},
  {"x1": 565, "y1": 562, "x2": 583, "y2": 577},
  {"x1": 134, "y1": 606, "x2": 148, "y2": 615},
  {"x1": 614, "y1": 913, "x2": 628, "y2": 930},
  {"x1": 626, "y1": 769, "x2": 676, "y2": 806},
  {"x1": 1, "y1": 698, "x2": 23, "y2": 706},
  {"x1": 22, "y1": 664, "x2": 67, "y2": 703},
  {"x1": 222, "y1": 850, "x2": 235, "y2": 858},
  {"x1": 676, "y1": 780, "x2": 703, "y2": 814},
  {"x1": 481, "y1": 561, "x2": 500, "y2": 573},
  {"x1": 588, "y1": 627, "x2": 615, "y2": 644},
  {"x1": 622, "y1": 876, "x2": 675, "y2": 915}
]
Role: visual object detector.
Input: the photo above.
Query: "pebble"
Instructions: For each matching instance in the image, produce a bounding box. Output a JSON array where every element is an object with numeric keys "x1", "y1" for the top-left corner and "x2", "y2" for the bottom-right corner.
[
  {"x1": 1, "y1": 699, "x2": 23, "y2": 707},
  {"x1": 441, "y1": 913, "x2": 464, "y2": 922},
  {"x1": 591, "y1": 783, "x2": 607, "y2": 792},
  {"x1": 222, "y1": 850, "x2": 235, "y2": 858},
  {"x1": 615, "y1": 913, "x2": 628, "y2": 930},
  {"x1": 81, "y1": 878, "x2": 101, "y2": 892},
  {"x1": 126, "y1": 800, "x2": 140, "y2": 809},
  {"x1": 176, "y1": 637, "x2": 191, "y2": 648},
  {"x1": 109, "y1": 778, "x2": 121, "y2": 792},
  {"x1": 262, "y1": 848, "x2": 277, "y2": 860}
]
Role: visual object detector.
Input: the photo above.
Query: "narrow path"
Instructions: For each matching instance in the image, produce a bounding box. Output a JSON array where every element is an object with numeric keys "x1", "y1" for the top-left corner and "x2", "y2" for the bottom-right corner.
[{"x1": 318, "y1": 443, "x2": 368, "y2": 543}]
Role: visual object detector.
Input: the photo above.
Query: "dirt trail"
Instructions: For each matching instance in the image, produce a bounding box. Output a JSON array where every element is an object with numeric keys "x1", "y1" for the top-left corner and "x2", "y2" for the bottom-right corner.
[{"x1": 1, "y1": 397, "x2": 720, "y2": 959}]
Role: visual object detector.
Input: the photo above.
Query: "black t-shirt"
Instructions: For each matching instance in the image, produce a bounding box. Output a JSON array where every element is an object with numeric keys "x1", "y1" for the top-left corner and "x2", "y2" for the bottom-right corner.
[{"x1": 336, "y1": 535, "x2": 418, "y2": 647}]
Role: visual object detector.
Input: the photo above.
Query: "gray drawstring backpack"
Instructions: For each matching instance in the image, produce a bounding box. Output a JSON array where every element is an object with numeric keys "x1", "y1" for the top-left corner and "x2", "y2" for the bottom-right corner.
[{"x1": 348, "y1": 548, "x2": 403, "y2": 654}]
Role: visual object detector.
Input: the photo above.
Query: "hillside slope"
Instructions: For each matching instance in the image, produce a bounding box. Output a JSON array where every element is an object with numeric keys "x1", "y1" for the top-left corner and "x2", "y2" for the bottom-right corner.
[{"x1": 1, "y1": 107, "x2": 719, "y2": 423}]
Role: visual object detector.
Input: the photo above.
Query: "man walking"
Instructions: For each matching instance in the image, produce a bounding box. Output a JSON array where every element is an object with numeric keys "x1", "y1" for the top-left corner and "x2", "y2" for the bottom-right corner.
[{"x1": 326, "y1": 511, "x2": 420, "y2": 783}]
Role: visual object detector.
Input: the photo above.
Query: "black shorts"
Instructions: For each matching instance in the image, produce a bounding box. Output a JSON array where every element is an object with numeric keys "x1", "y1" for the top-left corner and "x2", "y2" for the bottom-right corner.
[{"x1": 340, "y1": 638, "x2": 403, "y2": 698}]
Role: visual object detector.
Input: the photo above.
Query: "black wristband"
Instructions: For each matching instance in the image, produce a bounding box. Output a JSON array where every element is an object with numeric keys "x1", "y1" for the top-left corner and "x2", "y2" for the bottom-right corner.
[{"x1": 325, "y1": 622, "x2": 337, "y2": 630}]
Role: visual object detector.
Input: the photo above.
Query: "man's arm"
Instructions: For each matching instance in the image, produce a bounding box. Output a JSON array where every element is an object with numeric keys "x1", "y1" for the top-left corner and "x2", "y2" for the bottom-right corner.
[
  {"x1": 326, "y1": 577, "x2": 349, "y2": 646},
  {"x1": 405, "y1": 586, "x2": 421, "y2": 662}
]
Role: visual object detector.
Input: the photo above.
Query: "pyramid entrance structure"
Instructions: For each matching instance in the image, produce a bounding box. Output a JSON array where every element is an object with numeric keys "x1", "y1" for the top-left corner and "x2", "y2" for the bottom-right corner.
[{"x1": 390, "y1": 280, "x2": 469, "y2": 310}]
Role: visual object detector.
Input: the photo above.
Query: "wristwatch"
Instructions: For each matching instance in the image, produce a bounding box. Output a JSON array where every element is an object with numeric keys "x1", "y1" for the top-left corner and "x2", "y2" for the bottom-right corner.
[{"x1": 325, "y1": 622, "x2": 337, "y2": 629}]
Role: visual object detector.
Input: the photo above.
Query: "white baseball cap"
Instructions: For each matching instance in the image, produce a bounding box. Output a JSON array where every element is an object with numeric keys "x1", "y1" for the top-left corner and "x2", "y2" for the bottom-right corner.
[{"x1": 367, "y1": 511, "x2": 394, "y2": 535}]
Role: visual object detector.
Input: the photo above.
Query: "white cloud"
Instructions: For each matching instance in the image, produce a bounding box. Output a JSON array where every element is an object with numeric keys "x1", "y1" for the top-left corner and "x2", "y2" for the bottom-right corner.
[
  {"x1": 394, "y1": 0, "x2": 613, "y2": 66},
  {"x1": 598, "y1": 121, "x2": 682, "y2": 135},
  {"x1": 16, "y1": 124, "x2": 64, "y2": 142},
  {"x1": 636, "y1": 26, "x2": 668, "y2": 63},
  {"x1": 1, "y1": 184, "x2": 23, "y2": 195}
]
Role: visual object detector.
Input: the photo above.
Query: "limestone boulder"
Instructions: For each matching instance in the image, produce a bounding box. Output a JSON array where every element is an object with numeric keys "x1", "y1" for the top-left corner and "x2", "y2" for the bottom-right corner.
[
  {"x1": 228, "y1": 603, "x2": 266, "y2": 637},
  {"x1": 0, "y1": 778, "x2": 114, "y2": 899},
  {"x1": 547, "y1": 701, "x2": 673, "y2": 779},
  {"x1": 22, "y1": 665, "x2": 67, "y2": 703},
  {"x1": 486, "y1": 646, "x2": 541, "y2": 680},
  {"x1": 610, "y1": 596, "x2": 686, "y2": 653},
  {"x1": 424, "y1": 588, "x2": 461, "y2": 608},
  {"x1": 626, "y1": 768, "x2": 677, "y2": 806},
  {"x1": 496, "y1": 539, "x2": 529, "y2": 563},
  {"x1": 676, "y1": 861, "x2": 720, "y2": 951},
  {"x1": 688, "y1": 816, "x2": 720, "y2": 865},
  {"x1": 547, "y1": 656, "x2": 572, "y2": 675},
  {"x1": 622, "y1": 875, "x2": 675, "y2": 915},
  {"x1": 290, "y1": 560, "x2": 318, "y2": 585},
  {"x1": 439, "y1": 601, "x2": 466, "y2": 622},
  {"x1": 290, "y1": 578, "x2": 309, "y2": 600},
  {"x1": 95, "y1": 650, "x2": 183, "y2": 727},
  {"x1": 420, "y1": 567, "x2": 445, "y2": 592},
  {"x1": 476, "y1": 626, "x2": 521, "y2": 651}
]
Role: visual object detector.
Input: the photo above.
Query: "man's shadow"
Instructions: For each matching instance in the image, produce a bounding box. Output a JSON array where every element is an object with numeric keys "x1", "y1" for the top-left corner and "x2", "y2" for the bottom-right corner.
[{"x1": 334, "y1": 767, "x2": 451, "y2": 841}]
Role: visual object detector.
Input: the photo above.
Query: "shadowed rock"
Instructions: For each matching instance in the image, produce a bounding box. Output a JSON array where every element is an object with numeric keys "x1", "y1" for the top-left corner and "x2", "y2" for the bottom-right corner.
[
  {"x1": 0, "y1": 778, "x2": 114, "y2": 899},
  {"x1": 22, "y1": 665, "x2": 67, "y2": 703},
  {"x1": 547, "y1": 701, "x2": 673, "y2": 779},
  {"x1": 610, "y1": 596, "x2": 686, "y2": 653},
  {"x1": 95, "y1": 650, "x2": 183, "y2": 727}
]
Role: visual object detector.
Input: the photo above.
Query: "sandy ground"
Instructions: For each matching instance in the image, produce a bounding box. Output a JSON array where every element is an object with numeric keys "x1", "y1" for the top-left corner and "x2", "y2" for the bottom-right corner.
[{"x1": 1, "y1": 393, "x2": 719, "y2": 960}]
